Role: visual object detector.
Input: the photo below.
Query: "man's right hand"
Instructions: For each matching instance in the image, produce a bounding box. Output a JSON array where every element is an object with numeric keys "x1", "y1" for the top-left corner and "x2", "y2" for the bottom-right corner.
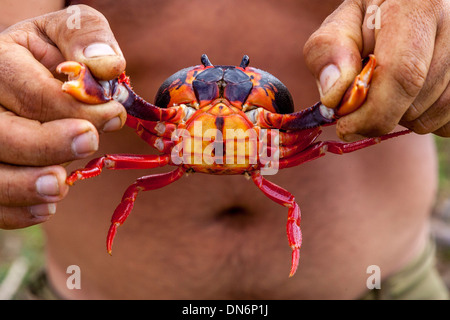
[{"x1": 0, "y1": 5, "x2": 127, "y2": 229}]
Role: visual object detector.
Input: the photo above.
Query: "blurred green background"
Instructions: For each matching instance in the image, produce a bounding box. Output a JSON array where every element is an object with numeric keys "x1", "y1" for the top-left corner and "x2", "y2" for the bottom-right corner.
[
  {"x1": 1, "y1": 136, "x2": 450, "y2": 299},
  {"x1": 434, "y1": 136, "x2": 450, "y2": 292}
]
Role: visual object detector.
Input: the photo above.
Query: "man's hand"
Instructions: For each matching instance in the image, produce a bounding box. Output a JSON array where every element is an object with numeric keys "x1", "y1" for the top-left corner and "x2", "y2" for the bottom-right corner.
[
  {"x1": 0, "y1": 5, "x2": 127, "y2": 228},
  {"x1": 303, "y1": 0, "x2": 450, "y2": 141}
]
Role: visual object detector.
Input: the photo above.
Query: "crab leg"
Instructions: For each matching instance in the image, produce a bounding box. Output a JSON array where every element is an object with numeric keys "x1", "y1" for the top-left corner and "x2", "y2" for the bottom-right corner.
[
  {"x1": 251, "y1": 171, "x2": 302, "y2": 277},
  {"x1": 133, "y1": 128, "x2": 176, "y2": 154},
  {"x1": 57, "y1": 61, "x2": 187, "y2": 123},
  {"x1": 107, "y1": 167, "x2": 185, "y2": 254},
  {"x1": 255, "y1": 55, "x2": 377, "y2": 131},
  {"x1": 279, "y1": 129, "x2": 411, "y2": 169},
  {"x1": 66, "y1": 154, "x2": 171, "y2": 185},
  {"x1": 261, "y1": 127, "x2": 322, "y2": 159},
  {"x1": 277, "y1": 128, "x2": 321, "y2": 146},
  {"x1": 126, "y1": 115, "x2": 177, "y2": 138},
  {"x1": 251, "y1": 129, "x2": 410, "y2": 277}
]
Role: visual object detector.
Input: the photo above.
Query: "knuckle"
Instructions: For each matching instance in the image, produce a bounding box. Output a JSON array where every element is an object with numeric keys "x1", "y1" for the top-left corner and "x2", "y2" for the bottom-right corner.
[
  {"x1": 402, "y1": 102, "x2": 423, "y2": 122},
  {"x1": 303, "y1": 27, "x2": 343, "y2": 54},
  {"x1": 36, "y1": 136, "x2": 52, "y2": 164},
  {"x1": 0, "y1": 167, "x2": 26, "y2": 206},
  {"x1": 409, "y1": 115, "x2": 436, "y2": 134},
  {"x1": 303, "y1": 31, "x2": 325, "y2": 59},
  {"x1": 410, "y1": 94, "x2": 450, "y2": 134},
  {"x1": 0, "y1": 206, "x2": 41, "y2": 230},
  {"x1": 392, "y1": 52, "x2": 429, "y2": 100},
  {"x1": 0, "y1": 207, "x2": 13, "y2": 229},
  {"x1": 34, "y1": 125, "x2": 68, "y2": 165},
  {"x1": 16, "y1": 83, "x2": 48, "y2": 120},
  {"x1": 0, "y1": 177, "x2": 14, "y2": 206},
  {"x1": 434, "y1": 123, "x2": 450, "y2": 137},
  {"x1": 59, "y1": 5, "x2": 110, "y2": 40},
  {"x1": 0, "y1": 207, "x2": 19, "y2": 230},
  {"x1": 303, "y1": 27, "x2": 339, "y2": 62},
  {"x1": 77, "y1": 4, "x2": 109, "y2": 25}
]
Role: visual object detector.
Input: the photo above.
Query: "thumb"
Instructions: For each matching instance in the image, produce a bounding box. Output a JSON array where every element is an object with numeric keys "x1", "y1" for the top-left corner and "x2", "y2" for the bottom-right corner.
[
  {"x1": 303, "y1": 1, "x2": 365, "y2": 108},
  {"x1": 43, "y1": 5, "x2": 125, "y2": 80}
]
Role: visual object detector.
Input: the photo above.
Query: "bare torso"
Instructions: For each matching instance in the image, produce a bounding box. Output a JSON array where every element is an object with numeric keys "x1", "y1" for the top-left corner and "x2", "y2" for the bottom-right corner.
[{"x1": 42, "y1": 0, "x2": 436, "y2": 299}]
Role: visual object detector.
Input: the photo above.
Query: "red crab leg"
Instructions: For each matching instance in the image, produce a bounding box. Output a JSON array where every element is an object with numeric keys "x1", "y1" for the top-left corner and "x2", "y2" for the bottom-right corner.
[
  {"x1": 277, "y1": 128, "x2": 321, "y2": 146},
  {"x1": 251, "y1": 171, "x2": 302, "y2": 277},
  {"x1": 261, "y1": 127, "x2": 322, "y2": 159},
  {"x1": 107, "y1": 167, "x2": 185, "y2": 254},
  {"x1": 66, "y1": 154, "x2": 171, "y2": 185},
  {"x1": 134, "y1": 125, "x2": 176, "y2": 154},
  {"x1": 56, "y1": 61, "x2": 186, "y2": 123},
  {"x1": 126, "y1": 115, "x2": 177, "y2": 138},
  {"x1": 279, "y1": 129, "x2": 411, "y2": 169},
  {"x1": 255, "y1": 55, "x2": 377, "y2": 131}
]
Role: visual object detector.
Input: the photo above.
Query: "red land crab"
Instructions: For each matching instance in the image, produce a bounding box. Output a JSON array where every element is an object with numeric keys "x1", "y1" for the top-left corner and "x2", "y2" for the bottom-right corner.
[{"x1": 57, "y1": 54, "x2": 410, "y2": 277}]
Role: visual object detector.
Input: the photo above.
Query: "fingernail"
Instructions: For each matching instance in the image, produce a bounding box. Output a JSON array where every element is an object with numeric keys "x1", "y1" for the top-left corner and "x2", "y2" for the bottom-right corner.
[
  {"x1": 102, "y1": 117, "x2": 122, "y2": 132},
  {"x1": 29, "y1": 203, "x2": 57, "y2": 217},
  {"x1": 72, "y1": 130, "x2": 98, "y2": 157},
  {"x1": 36, "y1": 175, "x2": 60, "y2": 197},
  {"x1": 319, "y1": 64, "x2": 340, "y2": 96},
  {"x1": 84, "y1": 43, "x2": 116, "y2": 58}
]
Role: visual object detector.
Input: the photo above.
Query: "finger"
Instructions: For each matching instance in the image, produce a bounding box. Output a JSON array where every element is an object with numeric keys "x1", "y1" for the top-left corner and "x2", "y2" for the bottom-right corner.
[
  {"x1": 41, "y1": 4, "x2": 126, "y2": 80},
  {"x1": 336, "y1": 0, "x2": 438, "y2": 139},
  {"x1": 0, "y1": 164, "x2": 68, "y2": 207},
  {"x1": 0, "y1": 41, "x2": 126, "y2": 130},
  {"x1": 0, "y1": 163, "x2": 68, "y2": 229},
  {"x1": 303, "y1": 0, "x2": 365, "y2": 108},
  {"x1": 0, "y1": 109, "x2": 99, "y2": 166},
  {"x1": 0, "y1": 5, "x2": 127, "y2": 129},
  {"x1": 433, "y1": 122, "x2": 450, "y2": 138},
  {"x1": 401, "y1": 82, "x2": 450, "y2": 134},
  {"x1": 401, "y1": 13, "x2": 450, "y2": 130},
  {"x1": 0, "y1": 204, "x2": 58, "y2": 230}
]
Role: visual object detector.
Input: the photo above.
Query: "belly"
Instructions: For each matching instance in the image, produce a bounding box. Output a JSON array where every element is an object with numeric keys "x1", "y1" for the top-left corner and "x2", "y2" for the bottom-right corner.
[
  {"x1": 44, "y1": 127, "x2": 437, "y2": 299},
  {"x1": 44, "y1": 0, "x2": 438, "y2": 299}
]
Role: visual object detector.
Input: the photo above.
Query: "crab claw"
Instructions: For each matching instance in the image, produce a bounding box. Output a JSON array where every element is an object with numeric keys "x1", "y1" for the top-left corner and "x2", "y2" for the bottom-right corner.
[
  {"x1": 57, "y1": 61, "x2": 111, "y2": 104},
  {"x1": 335, "y1": 54, "x2": 376, "y2": 117},
  {"x1": 107, "y1": 222, "x2": 120, "y2": 255}
]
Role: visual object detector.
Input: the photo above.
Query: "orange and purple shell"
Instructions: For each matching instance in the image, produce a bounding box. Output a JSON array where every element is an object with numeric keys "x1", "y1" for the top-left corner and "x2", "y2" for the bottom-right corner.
[{"x1": 153, "y1": 54, "x2": 294, "y2": 114}]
